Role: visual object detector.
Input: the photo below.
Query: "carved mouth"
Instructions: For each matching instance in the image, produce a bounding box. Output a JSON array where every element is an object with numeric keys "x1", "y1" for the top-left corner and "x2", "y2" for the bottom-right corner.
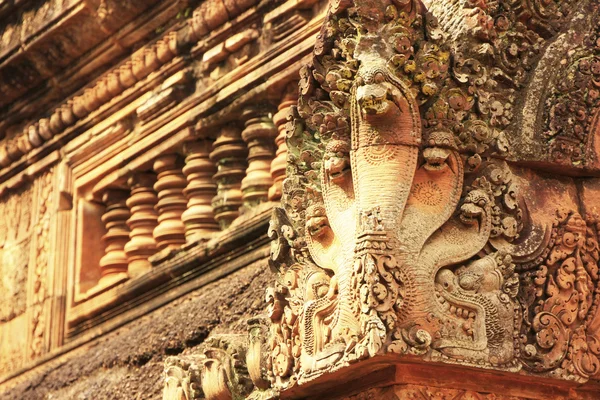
[
  {"x1": 434, "y1": 287, "x2": 478, "y2": 343},
  {"x1": 360, "y1": 96, "x2": 390, "y2": 115},
  {"x1": 437, "y1": 293, "x2": 477, "y2": 322},
  {"x1": 357, "y1": 84, "x2": 390, "y2": 115},
  {"x1": 325, "y1": 156, "x2": 351, "y2": 183},
  {"x1": 460, "y1": 203, "x2": 483, "y2": 225},
  {"x1": 423, "y1": 147, "x2": 450, "y2": 171},
  {"x1": 328, "y1": 164, "x2": 350, "y2": 182},
  {"x1": 307, "y1": 216, "x2": 329, "y2": 237}
]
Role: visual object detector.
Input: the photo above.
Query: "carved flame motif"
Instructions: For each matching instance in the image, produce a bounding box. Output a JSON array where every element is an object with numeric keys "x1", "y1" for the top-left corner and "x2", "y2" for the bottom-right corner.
[{"x1": 265, "y1": 0, "x2": 533, "y2": 388}]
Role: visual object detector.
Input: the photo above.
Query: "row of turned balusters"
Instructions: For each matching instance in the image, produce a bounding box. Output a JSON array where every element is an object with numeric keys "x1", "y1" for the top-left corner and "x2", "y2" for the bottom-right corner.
[{"x1": 98, "y1": 91, "x2": 296, "y2": 282}]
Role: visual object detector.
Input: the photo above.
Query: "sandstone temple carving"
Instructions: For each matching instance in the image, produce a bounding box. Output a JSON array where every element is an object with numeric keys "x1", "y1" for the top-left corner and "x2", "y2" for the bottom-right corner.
[{"x1": 0, "y1": 0, "x2": 600, "y2": 399}]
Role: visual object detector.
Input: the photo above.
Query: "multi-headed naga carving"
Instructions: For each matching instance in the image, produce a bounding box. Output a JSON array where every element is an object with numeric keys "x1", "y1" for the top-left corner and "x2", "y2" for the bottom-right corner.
[
  {"x1": 265, "y1": 0, "x2": 522, "y2": 387},
  {"x1": 262, "y1": 0, "x2": 600, "y2": 390}
]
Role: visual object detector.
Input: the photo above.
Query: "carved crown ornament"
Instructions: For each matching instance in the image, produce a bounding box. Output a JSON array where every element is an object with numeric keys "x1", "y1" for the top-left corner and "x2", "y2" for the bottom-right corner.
[{"x1": 249, "y1": 0, "x2": 600, "y2": 395}]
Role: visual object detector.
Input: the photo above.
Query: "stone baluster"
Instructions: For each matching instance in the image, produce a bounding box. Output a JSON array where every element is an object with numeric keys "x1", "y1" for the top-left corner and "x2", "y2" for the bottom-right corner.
[
  {"x1": 268, "y1": 83, "x2": 298, "y2": 201},
  {"x1": 124, "y1": 172, "x2": 158, "y2": 278},
  {"x1": 182, "y1": 140, "x2": 219, "y2": 242},
  {"x1": 99, "y1": 189, "x2": 131, "y2": 284},
  {"x1": 153, "y1": 154, "x2": 187, "y2": 250},
  {"x1": 210, "y1": 125, "x2": 248, "y2": 229},
  {"x1": 240, "y1": 105, "x2": 278, "y2": 207}
]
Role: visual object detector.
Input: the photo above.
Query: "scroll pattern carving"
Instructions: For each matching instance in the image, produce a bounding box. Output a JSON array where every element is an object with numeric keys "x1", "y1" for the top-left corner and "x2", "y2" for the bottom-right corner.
[
  {"x1": 520, "y1": 210, "x2": 600, "y2": 381},
  {"x1": 543, "y1": 5, "x2": 600, "y2": 167},
  {"x1": 262, "y1": 0, "x2": 600, "y2": 391}
]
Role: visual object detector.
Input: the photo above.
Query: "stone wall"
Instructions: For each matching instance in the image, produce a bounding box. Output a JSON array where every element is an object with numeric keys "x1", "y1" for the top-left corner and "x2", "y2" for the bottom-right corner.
[{"x1": 0, "y1": 259, "x2": 273, "y2": 400}]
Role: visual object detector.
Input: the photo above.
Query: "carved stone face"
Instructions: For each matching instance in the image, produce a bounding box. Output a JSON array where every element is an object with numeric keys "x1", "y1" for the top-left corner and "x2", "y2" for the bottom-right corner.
[
  {"x1": 324, "y1": 139, "x2": 351, "y2": 184},
  {"x1": 423, "y1": 130, "x2": 457, "y2": 171},
  {"x1": 422, "y1": 147, "x2": 450, "y2": 171},
  {"x1": 355, "y1": 66, "x2": 393, "y2": 115},
  {"x1": 457, "y1": 257, "x2": 503, "y2": 293},
  {"x1": 305, "y1": 205, "x2": 330, "y2": 237},
  {"x1": 459, "y1": 189, "x2": 489, "y2": 225}
]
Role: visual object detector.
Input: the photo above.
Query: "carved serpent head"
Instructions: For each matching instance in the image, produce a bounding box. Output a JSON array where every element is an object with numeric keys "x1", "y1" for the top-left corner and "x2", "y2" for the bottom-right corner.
[
  {"x1": 323, "y1": 138, "x2": 351, "y2": 184},
  {"x1": 460, "y1": 189, "x2": 490, "y2": 226},
  {"x1": 305, "y1": 204, "x2": 330, "y2": 238},
  {"x1": 354, "y1": 59, "x2": 403, "y2": 117}
]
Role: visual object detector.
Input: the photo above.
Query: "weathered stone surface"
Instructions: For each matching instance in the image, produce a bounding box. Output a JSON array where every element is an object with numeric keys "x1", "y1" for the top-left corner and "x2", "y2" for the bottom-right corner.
[{"x1": 0, "y1": 260, "x2": 274, "y2": 400}]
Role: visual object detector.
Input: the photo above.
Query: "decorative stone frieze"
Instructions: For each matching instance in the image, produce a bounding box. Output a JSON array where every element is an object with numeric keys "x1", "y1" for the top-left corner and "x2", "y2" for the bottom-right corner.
[
  {"x1": 182, "y1": 140, "x2": 219, "y2": 242},
  {"x1": 210, "y1": 125, "x2": 248, "y2": 229},
  {"x1": 153, "y1": 154, "x2": 187, "y2": 250},
  {"x1": 124, "y1": 173, "x2": 159, "y2": 278},
  {"x1": 240, "y1": 106, "x2": 278, "y2": 208},
  {"x1": 98, "y1": 189, "x2": 131, "y2": 284},
  {"x1": 268, "y1": 83, "x2": 298, "y2": 201},
  {"x1": 188, "y1": 0, "x2": 259, "y2": 41},
  {"x1": 0, "y1": 25, "x2": 184, "y2": 173}
]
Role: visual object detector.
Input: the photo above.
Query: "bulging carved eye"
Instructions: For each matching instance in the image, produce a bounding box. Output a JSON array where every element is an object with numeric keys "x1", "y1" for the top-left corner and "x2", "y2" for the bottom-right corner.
[{"x1": 374, "y1": 72, "x2": 385, "y2": 83}]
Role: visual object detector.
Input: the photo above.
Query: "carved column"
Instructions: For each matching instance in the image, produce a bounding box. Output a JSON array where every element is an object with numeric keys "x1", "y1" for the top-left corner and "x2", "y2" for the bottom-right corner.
[
  {"x1": 268, "y1": 84, "x2": 298, "y2": 201},
  {"x1": 182, "y1": 140, "x2": 219, "y2": 242},
  {"x1": 153, "y1": 154, "x2": 187, "y2": 250},
  {"x1": 124, "y1": 173, "x2": 158, "y2": 278},
  {"x1": 98, "y1": 189, "x2": 131, "y2": 284},
  {"x1": 210, "y1": 125, "x2": 247, "y2": 229},
  {"x1": 240, "y1": 106, "x2": 277, "y2": 207}
]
